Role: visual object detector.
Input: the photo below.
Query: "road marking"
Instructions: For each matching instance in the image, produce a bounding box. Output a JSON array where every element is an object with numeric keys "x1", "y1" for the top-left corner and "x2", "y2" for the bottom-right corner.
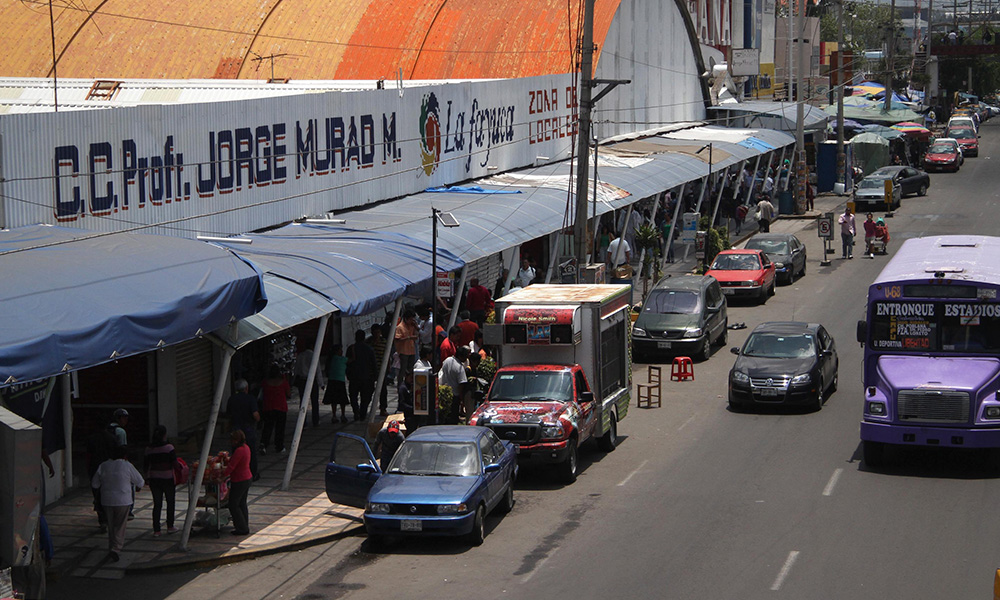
[
  {"x1": 770, "y1": 550, "x2": 800, "y2": 591},
  {"x1": 678, "y1": 414, "x2": 696, "y2": 431},
  {"x1": 617, "y1": 460, "x2": 649, "y2": 487},
  {"x1": 521, "y1": 555, "x2": 551, "y2": 583},
  {"x1": 822, "y1": 468, "x2": 843, "y2": 496}
]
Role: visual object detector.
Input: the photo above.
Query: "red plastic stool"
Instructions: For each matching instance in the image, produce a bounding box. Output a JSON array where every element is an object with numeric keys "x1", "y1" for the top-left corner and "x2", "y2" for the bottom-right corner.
[{"x1": 671, "y1": 356, "x2": 694, "y2": 381}]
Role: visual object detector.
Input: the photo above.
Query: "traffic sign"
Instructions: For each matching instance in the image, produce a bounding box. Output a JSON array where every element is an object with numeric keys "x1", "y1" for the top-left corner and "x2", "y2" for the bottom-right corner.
[{"x1": 817, "y1": 213, "x2": 834, "y2": 239}]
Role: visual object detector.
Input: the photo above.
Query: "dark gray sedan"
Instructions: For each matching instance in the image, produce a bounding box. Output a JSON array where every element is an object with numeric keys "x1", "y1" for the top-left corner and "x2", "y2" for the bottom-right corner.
[
  {"x1": 853, "y1": 166, "x2": 930, "y2": 211},
  {"x1": 728, "y1": 322, "x2": 839, "y2": 412},
  {"x1": 744, "y1": 233, "x2": 806, "y2": 284}
]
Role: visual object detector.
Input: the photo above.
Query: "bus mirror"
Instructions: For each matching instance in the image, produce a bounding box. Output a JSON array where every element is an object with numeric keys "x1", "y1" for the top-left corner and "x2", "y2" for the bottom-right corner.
[{"x1": 856, "y1": 320, "x2": 867, "y2": 345}]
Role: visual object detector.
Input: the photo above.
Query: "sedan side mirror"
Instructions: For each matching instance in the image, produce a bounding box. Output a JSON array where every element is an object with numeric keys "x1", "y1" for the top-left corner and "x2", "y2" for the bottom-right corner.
[
  {"x1": 484, "y1": 463, "x2": 502, "y2": 474},
  {"x1": 358, "y1": 463, "x2": 378, "y2": 473},
  {"x1": 730, "y1": 347, "x2": 740, "y2": 355}
]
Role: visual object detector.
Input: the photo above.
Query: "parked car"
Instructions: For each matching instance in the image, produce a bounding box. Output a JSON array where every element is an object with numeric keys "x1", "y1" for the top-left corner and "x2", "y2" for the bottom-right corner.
[
  {"x1": 727, "y1": 322, "x2": 839, "y2": 412},
  {"x1": 945, "y1": 126, "x2": 979, "y2": 157},
  {"x1": 325, "y1": 426, "x2": 517, "y2": 546},
  {"x1": 632, "y1": 274, "x2": 728, "y2": 362},
  {"x1": 947, "y1": 115, "x2": 978, "y2": 133},
  {"x1": 704, "y1": 249, "x2": 776, "y2": 304},
  {"x1": 922, "y1": 138, "x2": 963, "y2": 172},
  {"x1": 743, "y1": 233, "x2": 807, "y2": 284},
  {"x1": 854, "y1": 166, "x2": 929, "y2": 210}
]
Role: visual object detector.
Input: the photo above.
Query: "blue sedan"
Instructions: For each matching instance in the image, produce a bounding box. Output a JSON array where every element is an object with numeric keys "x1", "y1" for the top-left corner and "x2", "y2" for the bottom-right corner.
[{"x1": 325, "y1": 425, "x2": 518, "y2": 546}]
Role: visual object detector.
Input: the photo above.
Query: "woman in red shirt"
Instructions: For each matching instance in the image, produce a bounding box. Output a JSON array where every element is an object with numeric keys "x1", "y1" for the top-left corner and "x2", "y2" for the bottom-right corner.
[
  {"x1": 223, "y1": 429, "x2": 253, "y2": 536},
  {"x1": 259, "y1": 365, "x2": 290, "y2": 454}
]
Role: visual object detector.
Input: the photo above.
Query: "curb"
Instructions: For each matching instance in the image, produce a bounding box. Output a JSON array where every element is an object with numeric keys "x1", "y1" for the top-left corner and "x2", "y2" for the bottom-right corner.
[{"x1": 125, "y1": 524, "x2": 367, "y2": 574}]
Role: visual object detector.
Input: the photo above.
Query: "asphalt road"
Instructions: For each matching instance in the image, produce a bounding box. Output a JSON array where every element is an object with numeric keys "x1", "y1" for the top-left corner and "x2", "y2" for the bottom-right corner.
[{"x1": 49, "y1": 119, "x2": 1000, "y2": 599}]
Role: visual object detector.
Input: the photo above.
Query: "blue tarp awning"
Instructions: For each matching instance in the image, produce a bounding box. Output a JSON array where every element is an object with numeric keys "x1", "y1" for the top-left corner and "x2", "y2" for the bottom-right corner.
[
  {"x1": 0, "y1": 225, "x2": 267, "y2": 386},
  {"x1": 211, "y1": 224, "x2": 465, "y2": 317}
]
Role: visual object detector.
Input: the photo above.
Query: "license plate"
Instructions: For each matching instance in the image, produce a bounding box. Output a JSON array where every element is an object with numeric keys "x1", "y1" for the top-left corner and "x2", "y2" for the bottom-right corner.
[
  {"x1": 657, "y1": 341, "x2": 672, "y2": 349},
  {"x1": 400, "y1": 519, "x2": 422, "y2": 532},
  {"x1": 723, "y1": 288, "x2": 735, "y2": 295},
  {"x1": 759, "y1": 388, "x2": 778, "y2": 397}
]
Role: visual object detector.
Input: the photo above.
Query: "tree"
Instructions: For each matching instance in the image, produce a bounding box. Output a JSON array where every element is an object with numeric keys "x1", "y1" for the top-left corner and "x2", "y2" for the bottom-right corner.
[{"x1": 819, "y1": 1, "x2": 897, "y2": 56}]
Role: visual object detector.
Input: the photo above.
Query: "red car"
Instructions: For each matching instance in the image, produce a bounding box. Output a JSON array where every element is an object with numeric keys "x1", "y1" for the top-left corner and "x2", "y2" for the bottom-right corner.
[
  {"x1": 945, "y1": 126, "x2": 979, "y2": 157},
  {"x1": 705, "y1": 249, "x2": 776, "y2": 304},
  {"x1": 922, "y1": 138, "x2": 964, "y2": 172}
]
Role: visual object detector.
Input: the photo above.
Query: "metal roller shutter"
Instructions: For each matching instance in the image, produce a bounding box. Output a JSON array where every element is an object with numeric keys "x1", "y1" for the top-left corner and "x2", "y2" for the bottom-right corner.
[{"x1": 174, "y1": 339, "x2": 215, "y2": 433}]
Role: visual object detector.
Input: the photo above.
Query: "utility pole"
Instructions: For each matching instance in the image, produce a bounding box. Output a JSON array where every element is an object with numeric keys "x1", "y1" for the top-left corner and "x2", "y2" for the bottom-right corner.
[
  {"x1": 884, "y1": 0, "x2": 897, "y2": 112},
  {"x1": 573, "y1": 0, "x2": 596, "y2": 274},
  {"x1": 836, "y1": 0, "x2": 846, "y2": 190},
  {"x1": 572, "y1": 0, "x2": 629, "y2": 276},
  {"x1": 795, "y1": 0, "x2": 807, "y2": 213}
]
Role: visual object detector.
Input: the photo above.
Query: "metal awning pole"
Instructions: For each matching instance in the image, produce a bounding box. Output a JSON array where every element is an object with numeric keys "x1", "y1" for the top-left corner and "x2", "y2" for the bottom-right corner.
[
  {"x1": 503, "y1": 250, "x2": 519, "y2": 296},
  {"x1": 544, "y1": 231, "x2": 563, "y2": 284},
  {"x1": 660, "y1": 184, "x2": 685, "y2": 273},
  {"x1": 365, "y1": 298, "x2": 403, "y2": 433},
  {"x1": 683, "y1": 175, "x2": 711, "y2": 262},
  {"x1": 282, "y1": 313, "x2": 330, "y2": 490},
  {"x1": 743, "y1": 155, "x2": 762, "y2": 205},
  {"x1": 62, "y1": 373, "x2": 73, "y2": 489},
  {"x1": 181, "y1": 345, "x2": 234, "y2": 551},
  {"x1": 710, "y1": 167, "x2": 728, "y2": 228},
  {"x1": 448, "y1": 265, "x2": 468, "y2": 330}
]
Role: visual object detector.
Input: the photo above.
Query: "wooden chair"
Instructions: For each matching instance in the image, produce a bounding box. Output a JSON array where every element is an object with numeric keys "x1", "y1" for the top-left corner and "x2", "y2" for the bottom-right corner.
[{"x1": 636, "y1": 366, "x2": 662, "y2": 408}]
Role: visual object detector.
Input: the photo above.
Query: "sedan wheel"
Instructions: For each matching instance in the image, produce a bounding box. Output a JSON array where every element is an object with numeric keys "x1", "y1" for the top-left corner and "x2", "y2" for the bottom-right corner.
[
  {"x1": 918, "y1": 183, "x2": 928, "y2": 196},
  {"x1": 499, "y1": 483, "x2": 515, "y2": 513},
  {"x1": 700, "y1": 338, "x2": 712, "y2": 362},
  {"x1": 467, "y1": 506, "x2": 486, "y2": 546},
  {"x1": 814, "y1": 379, "x2": 825, "y2": 412}
]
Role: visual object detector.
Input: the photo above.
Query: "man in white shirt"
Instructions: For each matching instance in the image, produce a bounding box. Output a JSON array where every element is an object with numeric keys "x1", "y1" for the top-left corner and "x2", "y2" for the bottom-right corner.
[
  {"x1": 92, "y1": 445, "x2": 144, "y2": 562},
  {"x1": 606, "y1": 235, "x2": 631, "y2": 267},
  {"x1": 515, "y1": 258, "x2": 536, "y2": 288},
  {"x1": 438, "y1": 346, "x2": 470, "y2": 423}
]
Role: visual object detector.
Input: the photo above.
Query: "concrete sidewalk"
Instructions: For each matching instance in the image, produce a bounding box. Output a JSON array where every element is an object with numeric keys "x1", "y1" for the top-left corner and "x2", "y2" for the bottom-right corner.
[{"x1": 44, "y1": 398, "x2": 378, "y2": 580}]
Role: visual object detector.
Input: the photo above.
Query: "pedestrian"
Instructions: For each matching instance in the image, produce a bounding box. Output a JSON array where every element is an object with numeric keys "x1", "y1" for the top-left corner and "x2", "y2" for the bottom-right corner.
[
  {"x1": 259, "y1": 365, "x2": 291, "y2": 454},
  {"x1": 415, "y1": 345, "x2": 433, "y2": 371},
  {"x1": 91, "y1": 445, "x2": 144, "y2": 563},
  {"x1": 394, "y1": 308, "x2": 419, "y2": 381},
  {"x1": 396, "y1": 371, "x2": 416, "y2": 431},
  {"x1": 85, "y1": 419, "x2": 118, "y2": 532},
  {"x1": 323, "y1": 345, "x2": 350, "y2": 423},
  {"x1": 293, "y1": 346, "x2": 321, "y2": 427},
  {"x1": 806, "y1": 174, "x2": 816, "y2": 211},
  {"x1": 735, "y1": 203, "x2": 748, "y2": 235},
  {"x1": 470, "y1": 329, "x2": 489, "y2": 361},
  {"x1": 456, "y1": 310, "x2": 479, "y2": 347},
  {"x1": 226, "y1": 378, "x2": 260, "y2": 479},
  {"x1": 439, "y1": 325, "x2": 463, "y2": 363},
  {"x1": 494, "y1": 269, "x2": 510, "y2": 300},
  {"x1": 598, "y1": 225, "x2": 612, "y2": 264},
  {"x1": 367, "y1": 324, "x2": 390, "y2": 417},
  {"x1": 863, "y1": 212, "x2": 877, "y2": 257},
  {"x1": 143, "y1": 425, "x2": 178, "y2": 537},
  {"x1": 926, "y1": 108, "x2": 936, "y2": 129},
  {"x1": 755, "y1": 197, "x2": 775, "y2": 233},
  {"x1": 346, "y1": 329, "x2": 377, "y2": 421},
  {"x1": 222, "y1": 429, "x2": 252, "y2": 537},
  {"x1": 465, "y1": 277, "x2": 493, "y2": 327},
  {"x1": 762, "y1": 169, "x2": 775, "y2": 199},
  {"x1": 607, "y1": 233, "x2": 632, "y2": 276},
  {"x1": 374, "y1": 420, "x2": 406, "y2": 471},
  {"x1": 874, "y1": 218, "x2": 890, "y2": 252},
  {"x1": 515, "y1": 257, "x2": 536, "y2": 289},
  {"x1": 838, "y1": 205, "x2": 856, "y2": 259},
  {"x1": 107, "y1": 408, "x2": 136, "y2": 519},
  {"x1": 439, "y1": 346, "x2": 470, "y2": 424}
]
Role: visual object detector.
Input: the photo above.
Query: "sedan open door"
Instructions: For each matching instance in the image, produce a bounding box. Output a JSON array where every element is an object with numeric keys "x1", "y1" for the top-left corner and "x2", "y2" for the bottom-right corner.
[{"x1": 325, "y1": 432, "x2": 381, "y2": 509}]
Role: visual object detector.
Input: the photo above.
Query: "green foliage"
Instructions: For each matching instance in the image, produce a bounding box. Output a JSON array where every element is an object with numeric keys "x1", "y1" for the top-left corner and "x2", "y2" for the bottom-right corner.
[
  {"x1": 477, "y1": 356, "x2": 497, "y2": 383},
  {"x1": 635, "y1": 223, "x2": 662, "y2": 294},
  {"x1": 438, "y1": 384, "x2": 453, "y2": 416},
  {"x1": 819, "y1": 2, "x2": 897, "y2": 55},
  {"x1": 698, "y1": 216, "x2": 731, "y2": 268}
]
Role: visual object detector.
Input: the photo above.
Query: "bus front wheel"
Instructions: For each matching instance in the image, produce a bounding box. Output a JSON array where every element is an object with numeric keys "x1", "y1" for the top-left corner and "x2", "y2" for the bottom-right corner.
[{"x1": 863, "y1": 440, "x2": 886, "y2": 468}]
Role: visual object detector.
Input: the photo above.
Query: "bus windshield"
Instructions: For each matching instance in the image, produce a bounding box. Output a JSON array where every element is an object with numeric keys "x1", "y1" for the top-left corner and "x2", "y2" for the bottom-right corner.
[{"x1": 869, "y1": 301, "x2": 1000, "y2": 352}]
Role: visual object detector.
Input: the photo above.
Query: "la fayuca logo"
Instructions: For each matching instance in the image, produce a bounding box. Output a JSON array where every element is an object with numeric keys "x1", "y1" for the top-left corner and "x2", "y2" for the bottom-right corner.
[{"x1": 419, "y1": 92, "x2": 442, "y2": 176}]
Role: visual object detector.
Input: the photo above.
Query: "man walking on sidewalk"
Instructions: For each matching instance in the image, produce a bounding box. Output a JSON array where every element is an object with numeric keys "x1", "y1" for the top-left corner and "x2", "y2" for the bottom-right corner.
[
  {"x1": 839, "y1": 206, "x2": 856, "y2": 259},
  {"x1": 92, "y1": 445, "x2": 144, "y2": 562},
  {"x1": 755, "y1": 197, "x2": 775, "y2": 233}
]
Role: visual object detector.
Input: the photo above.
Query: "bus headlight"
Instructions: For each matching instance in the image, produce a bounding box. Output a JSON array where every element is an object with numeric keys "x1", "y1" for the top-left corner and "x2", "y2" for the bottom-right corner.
[
  {"x1": 985, "y1": 406, "x2": 1000, "y2": 419},
  {"x1": 867, "y1": 401, "x2": 886, "y2": 416}
]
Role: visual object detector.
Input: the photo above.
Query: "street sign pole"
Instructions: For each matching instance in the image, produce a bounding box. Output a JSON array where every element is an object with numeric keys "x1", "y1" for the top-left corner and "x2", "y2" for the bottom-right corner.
[{"x1": 818, "y1": 212, "x2": 834, "y2": 266}]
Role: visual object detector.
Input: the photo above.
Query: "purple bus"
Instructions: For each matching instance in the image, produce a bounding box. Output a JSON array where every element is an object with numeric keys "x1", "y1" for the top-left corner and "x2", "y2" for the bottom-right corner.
[{"x1": 856, "y1": 235, "x2": 1000, "y2": 467}]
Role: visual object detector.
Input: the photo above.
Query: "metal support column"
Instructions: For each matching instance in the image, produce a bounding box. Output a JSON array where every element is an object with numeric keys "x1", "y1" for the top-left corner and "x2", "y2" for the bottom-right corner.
[{"x1": 283, "y1": 313, "x2": 330, "y2": 490}]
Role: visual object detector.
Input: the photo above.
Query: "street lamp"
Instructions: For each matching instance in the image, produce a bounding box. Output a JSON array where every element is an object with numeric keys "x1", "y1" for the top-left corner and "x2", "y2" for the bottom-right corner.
[{"x1": 431, "y1": 207, "x2": 459, "y2": 380}]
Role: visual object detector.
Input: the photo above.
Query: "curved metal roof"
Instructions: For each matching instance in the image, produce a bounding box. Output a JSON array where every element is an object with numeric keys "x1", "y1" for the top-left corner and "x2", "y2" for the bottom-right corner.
[{"x1": 1, "y1": 0, "x2": 622, "y2": 80}]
